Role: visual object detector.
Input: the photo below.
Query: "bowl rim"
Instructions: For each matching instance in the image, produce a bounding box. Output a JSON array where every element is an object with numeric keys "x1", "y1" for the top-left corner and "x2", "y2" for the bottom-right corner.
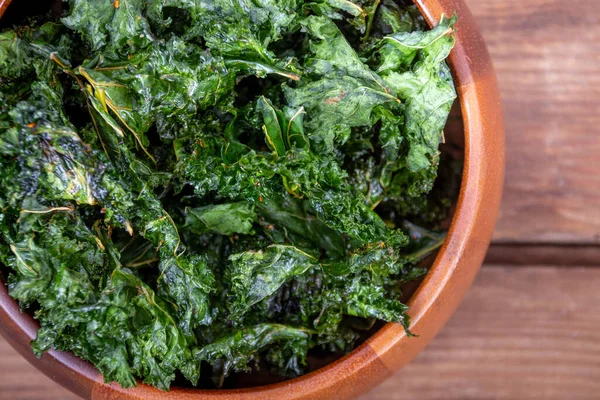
[{"x1": 0, "y1": 0, "x2": 505, "y2": 398}]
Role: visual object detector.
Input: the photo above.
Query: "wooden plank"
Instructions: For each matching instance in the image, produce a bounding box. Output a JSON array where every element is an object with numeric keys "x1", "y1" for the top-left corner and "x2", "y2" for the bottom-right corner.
[
  {"x1": 463, "y1": 0, "x2": 600, "y2": 243},
  {"x1": 0, "y1": 337, "x2": 78, "y2": 400},
  {"x1": 485, "y1": 244, "x2": 600, "y2": 266},
  {"x1": 363, "y1": 266, "x2": 600, "y2": 399},
  {"x1": 1, "y1": 266, "x2": 599, "y2": 399}
]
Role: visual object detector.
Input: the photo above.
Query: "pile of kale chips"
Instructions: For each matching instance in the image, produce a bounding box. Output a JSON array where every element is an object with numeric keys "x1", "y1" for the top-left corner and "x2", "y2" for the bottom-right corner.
[{"x1": 0, "y1": 0, "x2": 458, "y2": 390}]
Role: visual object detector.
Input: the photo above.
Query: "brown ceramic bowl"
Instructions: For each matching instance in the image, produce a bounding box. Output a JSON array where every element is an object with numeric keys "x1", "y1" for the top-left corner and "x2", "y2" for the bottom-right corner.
[{"x1": 0, "y1": 0, "x2": 504, "y2": 398}]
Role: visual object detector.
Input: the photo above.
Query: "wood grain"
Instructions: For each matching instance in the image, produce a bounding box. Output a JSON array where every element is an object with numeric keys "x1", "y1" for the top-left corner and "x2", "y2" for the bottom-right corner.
[
  {"x1": 2, "y1": 266, "x2": 599, "y2": 400},
  {"x1": 485, "y1": 244, "x2": 600, "y2": 266},
  {"x1": 468, "y1": 0, "x2": 600, "y2": 243},
  {"x1": 0, "y1": 336, "x2": 79, "y2": 400}
]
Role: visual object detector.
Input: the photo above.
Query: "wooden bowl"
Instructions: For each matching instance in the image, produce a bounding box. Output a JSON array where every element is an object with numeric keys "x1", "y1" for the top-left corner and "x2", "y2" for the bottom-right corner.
[{"x1": 0, "y1": 0, "x2": 504, "y2": 398}]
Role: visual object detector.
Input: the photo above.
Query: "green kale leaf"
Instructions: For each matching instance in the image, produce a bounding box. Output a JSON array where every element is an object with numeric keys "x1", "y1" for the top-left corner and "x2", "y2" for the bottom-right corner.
[
  {"x1": 0, "y1": 1, "x2": 457, "y2": 390},
  {"x1": 185, "y1": 202, "x2": 257, "y2": 236}
]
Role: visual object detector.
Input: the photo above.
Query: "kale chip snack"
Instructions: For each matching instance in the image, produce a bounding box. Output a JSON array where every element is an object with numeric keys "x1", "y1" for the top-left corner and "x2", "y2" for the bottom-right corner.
[{"x1": 0, "y1": 0, "x2": 457, "y2": 390}]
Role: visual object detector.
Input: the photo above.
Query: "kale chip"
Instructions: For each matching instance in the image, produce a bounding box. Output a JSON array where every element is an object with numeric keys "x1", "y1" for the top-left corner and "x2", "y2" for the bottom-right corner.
[{"x1": 0, "y1": 0, "x2": 457, "y2": 390}]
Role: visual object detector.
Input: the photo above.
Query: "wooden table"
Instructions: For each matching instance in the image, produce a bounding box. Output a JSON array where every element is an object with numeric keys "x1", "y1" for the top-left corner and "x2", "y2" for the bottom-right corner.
[{"x1": 2, "y1": 0, "x2": 599, "y2": 398}]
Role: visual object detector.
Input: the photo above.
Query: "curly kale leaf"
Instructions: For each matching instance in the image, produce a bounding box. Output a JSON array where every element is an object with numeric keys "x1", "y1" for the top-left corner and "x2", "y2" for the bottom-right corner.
[
  {"x1": 226, "y1": 245, "x2": 318, "y2": 319},
  {"x1": 62, "y1": 0, "x2": 154, "y2": 56},
  {"x1": 0, "y1": 206, "x2": 200, "y2": 390},
  {"x1": 185, "y1": 202, "x2": 257, "y2": 236},
  {"x1": 284, "y1": 16, "x2": 399, "y2": 154},
  {"x1": 196, "y1": 323, "x2": 310, "y2": 386},
  {"x1": 225, "y1": 241, "x2": 427, "y2": 341},
  {"x1": 257, "y1": 194, "x2": 347, "y2": 257},
  {"x1": 180, "y1": 135, "x2": 405, "y2": 246},
  {"x1": 0, "y1": 0, "x2": 457, "y2": 391},
  {"x1": 1, "y1": 78, "x2": 214, "y2": 334},
  {"x1": 375, "y1": 0, "x2": 427, "y2": 36},
  {"x1": 378, "y1": 14, "x2": 457, "y2": 173}
]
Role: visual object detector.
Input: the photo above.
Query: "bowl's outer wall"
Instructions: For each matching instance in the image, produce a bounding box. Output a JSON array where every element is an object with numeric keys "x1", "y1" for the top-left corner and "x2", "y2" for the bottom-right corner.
[{"x1": 0, "y1": 0, "x2": 505, "y2": 398}]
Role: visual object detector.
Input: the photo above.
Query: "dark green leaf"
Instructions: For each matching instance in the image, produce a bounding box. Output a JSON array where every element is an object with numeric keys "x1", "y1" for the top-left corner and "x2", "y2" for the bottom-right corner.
[
  {"x1": 185, "y1": 202, "x2": 257, "y2": 236},
  {"x1": 0, "y1": 2, "x2": 456, "y2": 391}
]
